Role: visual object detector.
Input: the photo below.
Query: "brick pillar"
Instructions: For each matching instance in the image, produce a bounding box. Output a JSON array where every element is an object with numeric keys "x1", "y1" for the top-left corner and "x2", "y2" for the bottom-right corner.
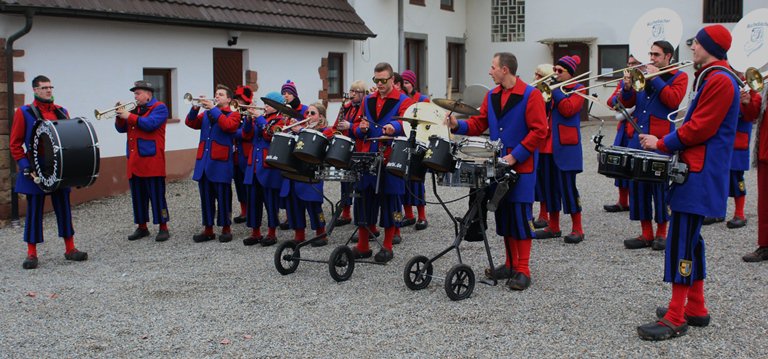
[
  {"x1": 245, "y1": 70, "x2": 258, "y2": 94},
  {"x1": 0, "y1": 38, "x2": 26, "y2": 224},
  {"x1": 318, "y1": 57, "x2": 329, "y2": 108}
]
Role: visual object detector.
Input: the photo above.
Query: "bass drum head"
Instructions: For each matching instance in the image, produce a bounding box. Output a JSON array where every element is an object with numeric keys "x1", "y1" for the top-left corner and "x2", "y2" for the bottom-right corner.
[
  {"x1": 32, "y1": 118, "x2": 101, "y2": 193},
  {"x1": 32, "y1": 121, "x2": 61, "y2": 192}
]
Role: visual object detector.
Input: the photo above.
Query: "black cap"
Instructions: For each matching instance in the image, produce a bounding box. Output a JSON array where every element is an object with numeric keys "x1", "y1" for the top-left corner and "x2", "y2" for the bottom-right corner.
[{"x1": 130, "y1": 80, "x2": 154, "y2": 92}]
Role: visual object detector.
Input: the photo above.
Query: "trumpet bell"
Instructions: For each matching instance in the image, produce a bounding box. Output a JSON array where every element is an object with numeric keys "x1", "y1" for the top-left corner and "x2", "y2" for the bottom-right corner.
[{"x1": 183, "y1": 92, "x2": 194, "y2": 105}]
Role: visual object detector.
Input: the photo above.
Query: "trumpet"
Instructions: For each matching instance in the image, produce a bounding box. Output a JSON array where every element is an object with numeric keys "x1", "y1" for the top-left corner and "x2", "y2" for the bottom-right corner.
[
  {"x1": 94, "y1": 101, "x2": 137, "y2": 120},
  {"x1": 629, "y1": 61, "x2": 694, "y2": 92},
  {"x1": 183, "y1": 92, "x2": 215, "y2": 106},
  {"x1": 538, "y1": 71, "x2": 592, "y2": 102},
  {"x1": 231, "y1": 102, "x2": 265, "y2": 115}
]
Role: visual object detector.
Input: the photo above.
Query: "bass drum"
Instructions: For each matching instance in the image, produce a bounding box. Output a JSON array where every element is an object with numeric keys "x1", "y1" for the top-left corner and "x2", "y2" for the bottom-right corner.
[{"x1": 32, "y1": 118, "x2": 100, "y2": 193}]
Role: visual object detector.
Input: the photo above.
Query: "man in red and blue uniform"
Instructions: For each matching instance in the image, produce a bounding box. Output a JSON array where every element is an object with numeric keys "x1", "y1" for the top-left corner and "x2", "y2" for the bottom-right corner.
[
  {"x1": 448, "y1": 52, "x2": 547, "y2": 290},
  {"x1": 619, "y1": 41, "x2": 688, "y2": 251},
  {"x1": 185, "y1": 85, "x2": 241, "y2": 243},
  {"x1": 535, "y1": 55, "x2": 586, "y2": 244},
  {"x1": 232, "y1": 86, "x2": 254, "y2": 224},
  {"x1": 743, "y1": 91, "x2": 768, "y2": 262},
  {"x1": 400, "y1": 69, "x2": 430, "y2": 231},
  {"x1": 116, "y1": 80, "x2": 171, "y2": 242},
  {"x1": 332, "y1": 81, "x2": 366, "y2": 227},
  {"x1": 11, "y1": 75, "x2": 88, "y2": 269},
  {"x1": 637, "y1": 25, "x2": 740, "y2": 341},
  {"x1": 351, "y1": 62, "x2": 415, "y2": 263}
]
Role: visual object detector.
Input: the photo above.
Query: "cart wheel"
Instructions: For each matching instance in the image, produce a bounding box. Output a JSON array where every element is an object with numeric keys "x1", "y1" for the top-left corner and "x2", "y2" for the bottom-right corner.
[
  {"x1": 403, "y1": 255, "x2": 433, "y2": 290},
  {"x1": 329, "y1": 246, "x2": 355, "y2": 282},
  {"x1": 444, "y1": 264, "x2": 475, "y2": 301},
  {"x1": 274, "y1": 240, "x2": 300, "y2": 275}
]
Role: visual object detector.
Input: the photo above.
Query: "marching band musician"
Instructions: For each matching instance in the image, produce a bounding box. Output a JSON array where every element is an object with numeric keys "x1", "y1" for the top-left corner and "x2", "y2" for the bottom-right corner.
[
  {"x1": 743, "y1": 87, "x2": 768, "y2": 262},
  {"x1": 242, "y1": 91, "x2": 287, "y2": 247},
  {"x1": 278, "y1": 80, "x2": 308, "y2": 230},
  {"x1": 351, "y1": 62, "x2": 415, "y2": 263},
  {"x1": 116, "y1": 80, "x2": 171, "y2": 243},
  {"x1": 534, "y1": 55, "x2": 587, "y2": 244},
  {"x1": 232, "y1": 86, "x2": 255, "y2": 224},
  {"x1": 619, "y1": 41, "x2": 688, "y2": 251},
  {"x1": 446, "y1": 52, "x2": 547, "y2": 290},
  {"x1": 637, "y1": 24, "x2": 740, "y2": 341},
  {"x1": 603, "y1": 55, "x2": 642, "y2": 214},
  {"x1": 533, "y1": 64, "x2": 555, "y2": 229},
  {"x1": 332, "y1": 80, "x2": 367, "y2": 227},
  {"x1": 11, "y1": 75, "x2": 88, "y2": 269},
  {"x1": 281, "y1": 102, "x2": 333, "y2": 246},
  {"x1": 400, "y1": 69, "x2": 430, "y2": 231},
  {"x1": 185, "y1": 84, "x2": 241, "y2": 243},
  {"x1": 702, "y1": 77, "x2": 762, "y2": 228}
]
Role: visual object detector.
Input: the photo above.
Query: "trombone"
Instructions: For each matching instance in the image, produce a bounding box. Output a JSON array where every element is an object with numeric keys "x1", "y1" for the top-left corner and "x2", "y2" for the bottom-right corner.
[
  {"x1": 530, "y1": 72, "x2": 556, "y2": 86},
  {"x1": 744, "y1": 67, "x2": 766, "y2": 93},
  {"x1": 537, "y1": 71, "x2": 592, "y2": 102},
  {"x1": 629, "y1": 61, "x2": 694, "y2": 92},
  {"x1": 94, "y1": 101, "x2": 137, "y2": 120},
  {"x1": 561, "y1": 62, "x2": 652, "y2": 94}
]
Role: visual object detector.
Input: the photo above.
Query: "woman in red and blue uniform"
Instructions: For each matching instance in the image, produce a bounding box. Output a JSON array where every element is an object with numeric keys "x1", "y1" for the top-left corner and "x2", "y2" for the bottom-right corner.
[
  {"x1": 619, "y1": 41, "x2": 688, "y2": 251},
  {"x1": 637, "y1": 25, "x2": 740, "y2": 341},
  {"x1": 232, "y1": 86, "x2": 254, "y2": 225},
  {"x1": 332, "y1": 81, "x2": 366, "y2": 227},
  {"x1": 185, "y1": 85, "x2": 241, "y2": 243},
  {"x1": 401, "y1": 70, "x2": 430, "y2": 230},
  {"x1": 116, "y1": 80, "x2": 171, "y2": 243},
  {"x1": 448, "y1": 52, "x2": 547, "y2": 290},
  {"x1": 534, "y1": 55, "x2": 586, "y2": 244},
  {"x1": 11, "y1": 75, "x2": 88, "y2": 269},
  {"x1": 277, "y1": 80, "x2": 308, "y2": 230},
  {"x1": 281, "y1": 103, "x2": 334, "y2": 246}
]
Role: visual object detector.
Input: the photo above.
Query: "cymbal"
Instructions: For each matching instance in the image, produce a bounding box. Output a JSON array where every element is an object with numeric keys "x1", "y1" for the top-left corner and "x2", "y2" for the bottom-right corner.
[
  {"x1": 391, "y1": 116, "x2": 443, "y2": 125},
  {"x1": 260, "y1": 97, "x2": 303, "y2": 119},
  {"x1": 366, "y1": 136, "x2": 396, "y2": 141},
  {"x1": 432, "y1": 98, "x2": 481, "y2": 116}
]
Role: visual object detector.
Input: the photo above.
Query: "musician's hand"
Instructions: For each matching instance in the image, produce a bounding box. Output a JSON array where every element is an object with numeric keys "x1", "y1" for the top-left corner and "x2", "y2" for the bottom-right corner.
[
  {"x1": 247, "y1": 107, "x2": 260, "y2": 116},
  {"x1": 369, "y1": 86, "x2": 377, "y2": 94},
  {"x1": 622, "y1": 70, "x2": 632, "y2": 91},
  {"x1": 445, "y1": 114, "x2": 458, "y2": 130},
  {"x1": 502, "y1": 154, "x2": 517, "y2": 166},
  {"x1": 337, "y1": 120, "x2": 350, "y2": 131},
  {"x1": 360, "y1": 118, "x2": 369, "y2": 133},
  {"x1": 200, "y1": 99, "x2": 214, "y2": 110},
  {"x1": 645, "y1": 64, "x2": 660, "y2": 74},
  {"x1": 639, "y1": 134, "x2": 659, "y2": 150},
  {"x1": 116, "y1": 108, "x2": 130, "y2": 120},
  {"x1": 382, "y1": 124, "x2": 395, "y2": 136},
  {"x1": 740, "y1": 90, "x2": 751, "y2": 105}
]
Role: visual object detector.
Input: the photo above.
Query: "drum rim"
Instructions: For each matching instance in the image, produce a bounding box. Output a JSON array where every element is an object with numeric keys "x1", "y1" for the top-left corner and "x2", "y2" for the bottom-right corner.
[
  {"x1": 34, "y1": 120, "x2": 64, "y2": 192},
  {"x1": 83, "y1": 118, "x2": 100, "y2": 186},
  {"x1": 273, "y1": 132, "x2": 296, "y2": 139},
  {"x1": 331, "y1": 134, "x2": 353, "y2": 142},
  {"x1": 299, "y1": 128, "x2": 326, "y2": 136}
]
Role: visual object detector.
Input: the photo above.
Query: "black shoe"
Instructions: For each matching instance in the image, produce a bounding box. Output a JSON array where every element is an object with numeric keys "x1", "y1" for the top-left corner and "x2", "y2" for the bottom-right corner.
[
  {"x1": 651, "y1": 237, "x2": 666, "y2": 251},
  {"x1": 372, "y1": 230, "x2": 380, "y2": 237},
  {"x1": 637, "y1": 320, "x2": 689, "y2": 341},
  {"x1": 279, "y1": 221, "x2": 290, "y2": 230},
  {"x1": 702, "y1": 217, "x2": 724, "y2": 225},
  {"x1": 243, "y1": 235, "x2": 263, "y2": 246},
  {"x1": 260, "y1": 236, "x2": 277, "y2": 247},
  {"x1": 310, "y1": 238, "x2": 328, "y2": 247},
  {"x1": 415, "y1": 220, "x2": 428, "y2": 230},
  {"x1": 506, "y1": 272, "x2": 531, "y2": 290},
  {"x1": 219, "y1": 233, "x2": 233, "y2": 243},
  {"x1": 533, "y1": 218, "x2": 549, "y2": 229},
  {"x1": 351, "y1": 247, "x2": 373, "y2": 259},
  {"x1": 392, "y1": 235, "x2": 402, "y2": 245},
  {"x1": 624, "y1": 236, "x2": 652, "y2": 249},
  {"x1": 233, "y1": 215, "x2": 247, "y2": 224},
  {"x1": 22, "y1": 256, "x2": 38, "y2": 269},
  {"x1": 563, "y1": 232, "x2": 584, "y2": 244},
  {"x1": 128, "y1": 227, "x2": 150, "y2": 241},
  {"x1": 655, "y1": 307, "x2": 711, "y2": 327},
  {"x1": 534, "y1": 228, "x2": 562, "y2": 239},
  {"x1": 155, "y1": 229, "x2": 170, "y2": 242},
  {"x1": 64, "y1": 249, "x2": 88, "y2": 261},
  {"x1": 726, "y1": 217, "x2": 747, "y2": 229},
  {"x1": 485, "y1": 264, "x2": 514, "y2": 280},
  {"x1": 603, "y1": 204, "x2": 629, "y2": 212},
  {"x1": 374, "y1": 248, "x2": 393, "y2": 263},
  {"x1": 743, "y1": 246, "x2": 768, "y2": 262},
  {"x1": 334, "y1": 217, "x2": 352, "y2": 227},
  {"x1": 193, "y1": 232, "x2": 215, "y2": 243},
  {"x1": 401, "y1": 218, "x2": 416, "y2": 227}
]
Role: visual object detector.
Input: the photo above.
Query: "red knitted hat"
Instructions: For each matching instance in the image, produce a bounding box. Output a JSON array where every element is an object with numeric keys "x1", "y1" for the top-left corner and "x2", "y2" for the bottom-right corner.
[
  {"x1": 696, "y1": 24, "x2": 732, "y2": 60},
  {"x1": 556, "y1": 55, "x2": 581, "y2": 76}
]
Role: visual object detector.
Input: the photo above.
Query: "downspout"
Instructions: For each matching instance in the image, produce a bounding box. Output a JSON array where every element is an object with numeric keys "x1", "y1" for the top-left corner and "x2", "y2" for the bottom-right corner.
[
  {"x1": 6, "y1": 10, "x2": 34, "y2": 226},
  {"x1": 397, "y1": 0, "x2": 404, "y2": 70}
]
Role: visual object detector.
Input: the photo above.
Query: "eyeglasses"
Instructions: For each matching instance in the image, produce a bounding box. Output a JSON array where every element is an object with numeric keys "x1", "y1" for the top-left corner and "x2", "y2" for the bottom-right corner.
[
  {"x1": 36, "y1": 86, "x2": 54, "y2": 90},
  {"x1": 372, "y1": 76, "x2": 391, "y2": 84},
  {"x1": 648, "y1": 52, "x2": 663, "y2": 57},
  {"x1": 307, "y1": 110, "x2": 318, "y2": 116}
]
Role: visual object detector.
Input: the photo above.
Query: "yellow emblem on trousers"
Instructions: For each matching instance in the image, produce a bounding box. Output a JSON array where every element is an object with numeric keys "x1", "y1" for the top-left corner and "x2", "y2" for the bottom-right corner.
[
  {"x1": 295, "y1": 141, "x2": 305, "y2": 150},
  {"x1": 739, "y1": 181, "x2": 745, "y2": 192},
  {"x1": 161, "y1": 209, "x2": 168, "y2": 219},
  {"x1": 678, "y1": 259, "x2": 692, "y2": 277},
  {"x1": 318, "y1": 212, "x2": 325, "y2": 223},
  {"x1": 393, "y1": 211, "x2": 403, "y2": 222}
]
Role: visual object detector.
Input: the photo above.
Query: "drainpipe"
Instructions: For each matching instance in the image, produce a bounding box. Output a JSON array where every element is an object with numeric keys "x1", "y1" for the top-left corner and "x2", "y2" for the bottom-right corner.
[
  {"x1": 6, "y1": 10, "x2": 34, "y2": 226},
  {"x1": 397, "y1": 0, "x2": 404, "y2": 70}
]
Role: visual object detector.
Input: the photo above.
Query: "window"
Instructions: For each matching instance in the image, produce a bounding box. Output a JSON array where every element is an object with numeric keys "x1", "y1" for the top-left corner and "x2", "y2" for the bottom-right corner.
[
  {"x1": 703, "y1": 0, "x2": 742, "y2": 23},
  {"x1": 327, "y1": 53, "x2": 344, "y2": 99},
  {"x1": 405, "y1": 38, "x2": 426, "y2": 90},
  {"x1": 410, "y1": 0, "x2": 425, "y2": 6},
  {"x1": 447, "y1": 42, "x2": 464, "y2": 92},
  {"x1": 441, "y1": 0, "x2": 453, "y2": 11},
  {"x1": 597, "y1": 45, "x2": 629, "y2": 81},
  {"x1": 491, "y1": 0, "x2": 525, "y2": 42},
  {"x1": 143, "y1": 68, "x2": 173, "y2": 118}
]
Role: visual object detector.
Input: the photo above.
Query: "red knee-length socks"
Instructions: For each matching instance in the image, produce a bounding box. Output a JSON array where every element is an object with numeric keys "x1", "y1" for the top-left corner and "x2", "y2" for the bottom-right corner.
[
  {"x1": 27, "y1": 243, "x2": 37, "y2": 258},
  {"x1": 734, "y1": 196, "x2": 745, "y2": 219},
  {"x1": 251, "y1": 228, "x2": 262, "y2": 237},
  {"x1": 619, "y1": 187, "x2": 629, "y2": 207},
  {"x1": 515, "y1": 239, "x2": 532, "y2": 277},
  {"x1": 655, "y1": 222, "x2": 667, "y2": 239},
  {"x1": 571, "y1": 212, "x2": 583, "y2": 235},
  {"x1": 663, "y1": 283, "x2": 690, "y2": 327},
  {"x1": 342, "y1": 206, "x2": 351, "y2": 219},
  {"x1": 267, "y1": 227, "x2": 276, "y2": 237},
  {"x1": 239, "y1": 202, "x2": 247, "y2": 217},
  {"x1": 294, "y1": 229, "x2": 305, "y2": 242},
  {"x1": 138, "y1": 222, "x2": 148, "y2": 230},
  {"x1": 383, "y1": 227, "x2": 395, "y2": 251},
  {"x1": 417, "y1": 205, "x2": 426, "y2": 221},
  {"x1": 548, "y1": 212, "x2": 561, "y2": 232},
  {"x1": 204, "y1": 226, "x2": 214, "y2": 235},
  {"x1": 404, "y1": 205, "x2": 414, "y2": 220},
  {"x1": 159, "y1": 222, "x2": 168, "y2": 231},
  {"x1": 686, "y1": 280, "x2": 708, "y2": 317},
  {"x1": 538, "y1": 202, "x2": 549, "y2": 221},
  {"x1": 64, "y1": 236, "x2": 75, "y2": 253},
  {"x1": 357, "y1": 227, "x2": 370, "y2": 252},
  {"x1": 641, "y1": 220, "x2": 653, "y2": 240}
]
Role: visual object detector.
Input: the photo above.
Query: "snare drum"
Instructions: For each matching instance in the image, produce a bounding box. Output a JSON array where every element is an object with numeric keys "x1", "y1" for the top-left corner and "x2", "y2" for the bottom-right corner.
[
  {"x1": 422, "y1": 135, "x2": 456, "y2": 173},
  {"x1": 294, "y1": 128, "x2": 328, "y2": 164},
  {"x1": 281, "y1": 162, "x2": 321, "y2": 183},
  {"x1": 32, "y1": 117, "x2": 100, "y2": 193},
  {"x1": 597, "y1": 146, "x2": 635, "y2": 179},
  {"x1": 631, "y1": 151, "x2": 671, "y2": 183},
  {"x1": 437, "y1": 161, "x2": 487, "y2": 188},
  {"x1": 458, "y1": 136, "x2": 500, "y2": 158},
  {"x1": 266, "y1": 132, "x2": 299, "y2": 173},
  {"x1": 386, "y1": 137, "x2": 428, "y2": 180},
  {"x1": 325, "y1": 134, "x2": 354, "y2": 168}
]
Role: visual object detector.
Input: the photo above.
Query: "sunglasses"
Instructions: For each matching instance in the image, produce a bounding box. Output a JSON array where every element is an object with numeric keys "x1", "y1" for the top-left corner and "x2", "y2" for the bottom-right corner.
[
  {"x1": 554, "y1": 68, "x2": 565, "y2": 74},
  {"x1": 307, "y1": 110, "x2": 318, "y2": 116},
  {"x1": 36, "y1": 86, "x2": 54, "y2": 90},
  {"x1": 372, "y1": 76, "x2": 391, "y2": 84}
]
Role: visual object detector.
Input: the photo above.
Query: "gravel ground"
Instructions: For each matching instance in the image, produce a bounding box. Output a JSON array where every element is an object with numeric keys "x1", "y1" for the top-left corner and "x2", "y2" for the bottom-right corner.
[{"x1": 1, "y1": 120, "x2": 767, "y2": 358}]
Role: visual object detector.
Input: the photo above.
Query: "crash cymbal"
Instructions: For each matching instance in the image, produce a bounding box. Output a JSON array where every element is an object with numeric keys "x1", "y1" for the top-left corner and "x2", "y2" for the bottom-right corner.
[
  {"x1": 260, "y1": 97, "x2": 303, "y2": 119},
  {"x1": 366, "y1": 136, "x2": 396, "y2": 141},
  {"x1": 432, "y1": 98, "x2": 481, "y2": 116},
  {"x1": 391, "y1": 116, "x2": 443, "y2": 125}
]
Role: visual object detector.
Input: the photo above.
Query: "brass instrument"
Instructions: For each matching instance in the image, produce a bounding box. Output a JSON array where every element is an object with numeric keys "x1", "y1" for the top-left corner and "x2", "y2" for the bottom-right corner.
[
  {"x1": 183, "y1": 92, "x2": 215, "y2": 107},
  {"x1": 530, "y1": 72, "x2": 556, "y2": 86},
  {"x1": 744, "y1": 67, "x2": 766, "y2": 93},
  {"x1": 94, "y1": 101, "x2": 137, "y2": 120},
  {"x1": 561, "y1": 62, "x2": 651, "y2": 93},
  {"x1": 629, "y1": 61, "x2": 694, "y2": 92},
  {"x1": 231, "y1": 102, "x2": 265, "y2": 116},
  {"x1": 537, "y1": 71, "x2": 592, "y2": 102}
]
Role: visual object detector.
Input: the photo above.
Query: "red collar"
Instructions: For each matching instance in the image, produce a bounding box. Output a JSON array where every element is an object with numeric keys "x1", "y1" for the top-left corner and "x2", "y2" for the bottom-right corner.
[{"x1": 492, "y1": 78, "x2": 527, "y2": 95}]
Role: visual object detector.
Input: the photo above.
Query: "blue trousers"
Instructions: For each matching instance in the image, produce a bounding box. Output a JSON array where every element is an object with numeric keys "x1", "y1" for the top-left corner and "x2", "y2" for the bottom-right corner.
[
  {"x1": 24, "y1": 190, "x2": 74, "y2": 244},
  {"x1": 340, "y1": 182, "x2": 354, "y2": 207},
  {"x1": 197, "y1": 175, "x2": 232, "y2": 227},
  {"x1": 233, "y1": 163, "x2": 247, "y2": 205},
  {"x1": 728, "y1": 170, "x2": 746, "y2": 197},
  {"x1": 353, "y1": 186, "x2": 402, "y2": 228},
  {"x1": 664, "y1": 211, "x2": 706, "y2": 285},
  {"x1": 283, "y1": 181, "x2": 325, "y2": 230},
  {"x1": 129, "y1": 176, "x2": 169, "y2": 225},
  {"x1": 403, "y1": 180, "x2": 426, "y2": 206},
  {"x1": 629, "y1": 180, "x2": 669, "y2": 223},
  {"x1": 538, "y1": 154, "x2": 581, "y2": 214},
  {"x1": 245, "y1": 181, "x2": 264, "y2": 230},
  {"x1": 494, "y1": 201, "x2": 534, "y2": 239}
]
